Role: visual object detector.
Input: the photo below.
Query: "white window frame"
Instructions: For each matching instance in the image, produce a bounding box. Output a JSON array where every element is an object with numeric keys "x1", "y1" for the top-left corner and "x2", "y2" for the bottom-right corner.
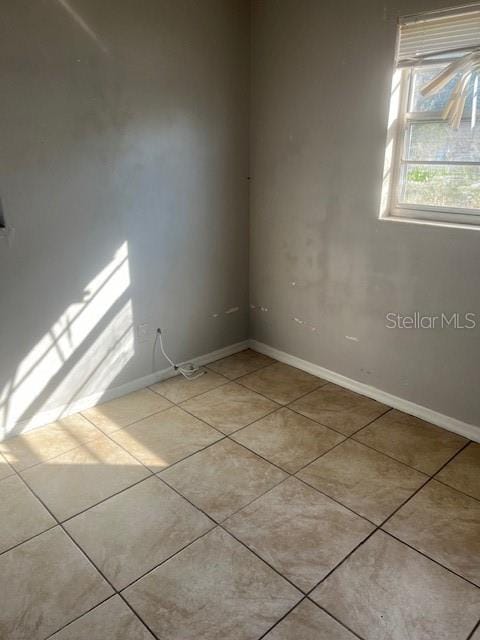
[{"x1": 380, "y1": 59, "x2": 480, "y2": 231}]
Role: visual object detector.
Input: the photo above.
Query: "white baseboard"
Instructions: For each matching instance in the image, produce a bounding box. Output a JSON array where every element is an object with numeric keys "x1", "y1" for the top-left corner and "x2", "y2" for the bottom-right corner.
[
  {"x1": 2, "y1": 340, "x2": 249, "y2": 441},
  {"x1": 250, "y1": 339, "x2": 480, "y2": 443}
]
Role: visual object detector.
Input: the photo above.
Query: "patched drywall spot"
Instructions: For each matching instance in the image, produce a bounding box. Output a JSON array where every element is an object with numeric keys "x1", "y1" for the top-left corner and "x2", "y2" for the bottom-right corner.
[{"x1": 292, "y1": 317, "x2": 318, "y2": 332}]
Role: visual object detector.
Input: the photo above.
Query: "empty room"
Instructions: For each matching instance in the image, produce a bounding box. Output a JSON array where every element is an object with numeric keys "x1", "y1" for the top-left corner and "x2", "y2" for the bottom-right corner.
[{"x1": 1, "y1": 1, "x2": 479, "y2": 638}]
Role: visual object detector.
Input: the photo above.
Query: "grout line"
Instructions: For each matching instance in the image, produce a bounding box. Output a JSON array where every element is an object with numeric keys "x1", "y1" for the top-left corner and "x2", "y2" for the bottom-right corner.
[
  {"x1": 255, "y1": 597, "x2": 309, "y2": 640},
  {"x1": 51, "y1": 368, "x2": 480, "y2": 604},
  {"x1": 280, "y1": 398, "x2": 470, "y2": 484},
  {"x1": 83, "y1": 425, "x2": 168, "y2": 472},
  {"x1": 220, "y1": 401, "x2": 442, "y2": 531},
  {"x1": 306, "y1": 600, "x2": 367, "y2": 640},
  {"x1": 80, "y1": 401, "x2": 175, "y2": 437},
  {"x1": 0, "y1": 360, "x2": 370, "y2": 633},
  {"x1": 287, "y1": 403, "x2": 393, "y2": 438},
  {"x1": 43, "y1": 593, "x2": 117, "y2": 640},
  {"x1": 3, "y1": 364, "x2": 235, "y2": 474},
  {"x1": 155, "y1": 462, "x2": 471, "y2": 639},
  {"x1": 221, "y1": 380, "x2": 447, "y2": 482},
  {"x1": 466, "y1": 619, "x2": 480, "y2": 640},
  {"x1": 218, "y1": 518, "x2": 307, "y2": 593},
  {"x1": 302, "y1": 439, "x2": 475, "y2": 599},
  {"x1": 381, "y1": 529, "x2": 480, "y2": 590},
  {"x1": 292, "y1": 475, "x2": 378, "y2": 526},
  {"x1": 117, "y1": 592, "x2": 160, "y2": 639},
  {"x1": 232, "y1": 361, "x2": 282, "y2": 382},
  {"x1": 227, "y1": 437, "x2": 379, "y2": 526},
  {"x1": 291, "y1": 411, "x2": 393, "y2": 475},
  {"x1": 433, "y1": 475, "x2": 480, "y2": 504},
  {"x1": 180, "y1": 400, "x2": 282, "y2": 438},
  {"x1": 10, "y1": 463, "x2": 163, "y2": 639},
  {"x1": 143, "y1": 474, "x2": 337, "y2": 601},
  {"x1": 82, "y1": 409, "x2": 227, "y2": 476},
  {"x1": 58, "y1": 473, "x2": 155, "y2": 525},
  {"x1": 174, "y1": 401, "x2": 244, "y2": 437},
  {"x1": 205, "y1": 357, "x2": 276, "y2": 380},
  {"x1": 153, "y1": 433, "x2": 229, "y2": 476},
  {"x1": 1, "y1": 429, "x2": 106, "y2": 475},
  {"x1": 3, "y1": 356, "x2": 479, "y2": 640},
  {"x1": 158, "y1": 464, "x2": 292, "y2": 529},
  {"x1": 304, "y1": 526, "x2": 379, "y2": 598},
  {"x1": 378, "y1": 437, "x2": 472, "y2": 527},
  {"x1": 235, "y1": 378, "x2": 328, "y2": 405},
  {"x1": 254, "y1": 594, "x2": 367, "y2": 640},
  {"x1": 281, "y1": 401, "x2": 480, "y2": 506},
  {"x1": 116, "y1": 522, "x2": 216, "y2": 593},
  {"x1": 0, "y1": 522, "x2": 59, "y2": 558},
  {"x1": 148, "y1": 372, "x2": 232, "y2": 403}
]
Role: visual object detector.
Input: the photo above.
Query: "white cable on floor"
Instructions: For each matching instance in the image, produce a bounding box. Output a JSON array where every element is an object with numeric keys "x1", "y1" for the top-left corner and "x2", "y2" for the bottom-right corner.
[{"x1": 154, "y1": 328, "x2": 206, "y2": 380}]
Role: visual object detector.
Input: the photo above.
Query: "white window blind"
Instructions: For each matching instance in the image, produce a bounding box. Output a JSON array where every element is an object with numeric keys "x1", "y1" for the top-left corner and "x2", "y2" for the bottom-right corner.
[{"x1": 397, "y1": 5, "x2": 480, "y2": 66}]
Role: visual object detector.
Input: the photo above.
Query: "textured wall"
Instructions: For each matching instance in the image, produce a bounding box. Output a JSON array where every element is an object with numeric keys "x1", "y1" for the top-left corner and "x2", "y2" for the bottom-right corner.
[{"x1": 250, "y1": 0, "x2": 480, "y2": 426}]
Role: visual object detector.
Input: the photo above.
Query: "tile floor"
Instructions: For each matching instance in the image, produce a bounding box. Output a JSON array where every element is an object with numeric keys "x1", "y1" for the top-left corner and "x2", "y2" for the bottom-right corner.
[{"x1": 0, "y1": 349, "x2": 479, "y2": 640}]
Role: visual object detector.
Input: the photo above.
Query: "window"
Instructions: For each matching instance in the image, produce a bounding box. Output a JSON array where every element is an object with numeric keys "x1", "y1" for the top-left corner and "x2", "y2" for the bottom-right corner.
[{"x1": 380, "y1": 5, "x2": 480, "y2": 228}]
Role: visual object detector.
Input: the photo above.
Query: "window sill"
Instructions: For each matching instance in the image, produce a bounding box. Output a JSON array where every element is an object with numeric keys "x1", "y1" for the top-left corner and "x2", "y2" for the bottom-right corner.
[{"x1": 380, "y1": 208, "x2": 480, "y2": 231}]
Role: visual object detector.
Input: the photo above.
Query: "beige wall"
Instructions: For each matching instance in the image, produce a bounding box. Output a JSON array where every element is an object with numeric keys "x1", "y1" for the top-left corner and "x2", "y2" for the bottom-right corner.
[{"x1": 250, "y1": 0, "x2": 480, "y2": 427}]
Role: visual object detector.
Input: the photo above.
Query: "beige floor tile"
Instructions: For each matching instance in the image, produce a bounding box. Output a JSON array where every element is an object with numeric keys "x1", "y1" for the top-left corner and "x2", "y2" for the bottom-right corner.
[
  {"x1": 263, "y1": 600, "x2": 357, "y2": 640},
  {"x1": 150, "y1": 370, "x2": 227, "y2": 403},
  {"x1": 21, "y1": 436, "x2": 150, "y2": 521},
  {"x1": 384, "y1": 480, "x2": 480, "y2": 586},
  {"x1": 123, "y1": 527, "x2": 301, "y2": 640},
  {"x1": 160, "y1": 438, "x2": 287, "y2": 521},
  {"x1": 0, "y1": 454, "x2": 14, "y2": 480},
  {"x1": 436, "y1": 442, "x2": 480, "y2": 501},
  {"x1": 290, "y1": 384, "x2": 389, "y2": 435},
  {"x1": 232, "y1": 407, "x2": 344, "y2": 473},
  {"x1": 297, "y1": 439, "x2": 427, "y2": 524},
  {"x1": 207, "y1": 349, "x2": 274, "y2": 379},
  {"x1": 109, "y1": 406, "x2": 222, "y2": 471},
  {"x1": 0, "y1": 474, "x2": 55, "y2": 553},
  {"x1": 0, "y1": 414, "x2": 101, "y2": 471},
  {"x1": 224, "y1": 477, "x2": 373, "y2": 591},
  {"x1": 238, "y1": 362, "x2": 325, "y2": 405},
  {"x1": 311, "y1": 531, "x2": 480, "y2": 640},
  {"x1": 354, "y1": 409, "x2": 467, "y2": 474},
  {"x1": 180, "y1": 382, "x2": 278, "y2": 435},
  {"x1": 82, "y1": 389, "x2": 172, "y2": 433},
  {"x1": 65, "y1": 476, "x2": 213, "y2": 589},
  {"x1": 50, "y1": 596, "x2": 154, "y2": 640},
  {"x1": 0, "y1": 527, "x2": 113, "y2": 640}
]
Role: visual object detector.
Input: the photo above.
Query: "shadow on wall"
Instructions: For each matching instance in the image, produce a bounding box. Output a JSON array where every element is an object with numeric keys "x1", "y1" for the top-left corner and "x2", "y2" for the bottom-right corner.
[{"x1": 0, "y1": 243, "x2": 135, "y2": 440}]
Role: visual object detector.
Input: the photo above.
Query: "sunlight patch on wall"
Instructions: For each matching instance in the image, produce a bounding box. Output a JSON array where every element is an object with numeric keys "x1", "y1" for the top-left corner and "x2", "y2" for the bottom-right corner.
[
  {"x1": 379, "y1": 70, "x2": 402, "y2": 219},
  {"x1": 0, "y1": 243, "x2": 134, "y2": 434}
]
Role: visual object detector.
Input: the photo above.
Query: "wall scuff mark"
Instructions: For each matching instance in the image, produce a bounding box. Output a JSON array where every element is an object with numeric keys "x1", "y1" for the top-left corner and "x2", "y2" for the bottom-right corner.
[
  {"x1": 212, "y1": 306, "x2": 241, "y2": 319},
  {"x1": 292, "y1": 317, "x2": 318, "y2": 332}
]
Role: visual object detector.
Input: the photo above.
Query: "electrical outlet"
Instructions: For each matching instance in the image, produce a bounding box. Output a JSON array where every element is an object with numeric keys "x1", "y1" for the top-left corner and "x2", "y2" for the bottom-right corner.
[{"x1": 136, "y1": 323, "x2": 149, "y2": 343}]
